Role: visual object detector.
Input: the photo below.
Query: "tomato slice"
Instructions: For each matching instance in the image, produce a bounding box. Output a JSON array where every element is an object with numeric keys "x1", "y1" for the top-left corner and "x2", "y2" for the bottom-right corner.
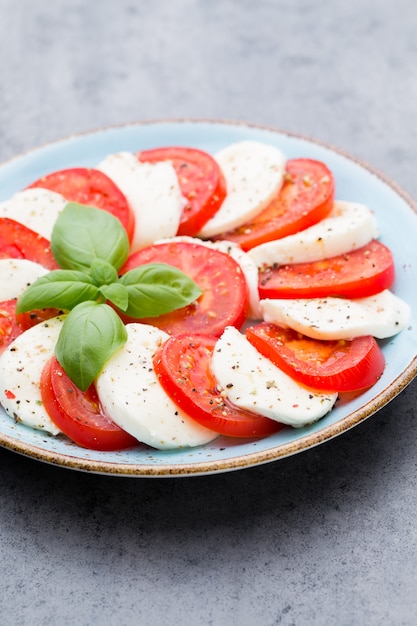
[
  {"x1": 27, "y1": 167, "x2": 135, "y2": 243},
  {"x1": 246, "y1": 322, "x2": 385, "y2": 392},
  {"x1": 40, "y1": 356, "x2": 138, "y2": 451},
  {"x1": 0, "y1": 217, "x2": 58, "y2": 269},
  {"x1": 0, "y1": 300, "x2": 23, "y2": 353},
  {"x1": 215, "y1": 158, "x2": 335, "y2": 250},
  {"x1": 120, "y1": 241, "x2": 249, "y2": 336},
  {"x1": 138, "y1": 147, "x2": 227, "y2": 236},
  {"x1": 153, "y1": 333, "x2": 283, "y2": 437},
  {"x1": 0, "y1": 299, "x2": 59, "y2": 354},
  {"x1": 15, "y1": 308, "x2": 61, "y2": 332},
  {"x1": 258, "y1": 239, "x2": 395, "y2": 300}
]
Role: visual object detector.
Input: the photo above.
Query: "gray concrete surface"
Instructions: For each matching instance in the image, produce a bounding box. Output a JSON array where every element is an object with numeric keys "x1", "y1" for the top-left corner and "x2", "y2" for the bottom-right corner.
[{"x1": 1, "y1": 1, "x2": 417, "y2": 624}]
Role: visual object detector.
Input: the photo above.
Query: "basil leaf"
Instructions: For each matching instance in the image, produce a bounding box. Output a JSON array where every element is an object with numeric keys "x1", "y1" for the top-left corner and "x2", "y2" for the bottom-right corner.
[
  {"x1": 16, "y1": 270, "x2": 99, "y2": 313},
  {"x1": 119, "y1": 263, "x2": 203, "y2": 318},
  {"x1": 99, "y1": 283, "x2": 129, "y2": 311},
  {"x1": 89, "y1": 258, "x2": 119, "y2": 286},
  {"x1": 55, "y1": 301, "x2": 128, "y2": 391},
  {"x1": 51, "y1": 202, "x2": 130, "y2": 272}
]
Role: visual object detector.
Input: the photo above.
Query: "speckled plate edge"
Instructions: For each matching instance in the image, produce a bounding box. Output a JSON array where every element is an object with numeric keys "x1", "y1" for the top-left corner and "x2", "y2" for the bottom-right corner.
[{"x1": 0, "y1": 118, "x2": 416, "y2": 477}]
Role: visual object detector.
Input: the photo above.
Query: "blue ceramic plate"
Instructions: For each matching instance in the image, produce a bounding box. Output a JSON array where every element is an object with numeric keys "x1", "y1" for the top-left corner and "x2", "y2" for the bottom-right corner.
[{"x1": 0, "y1": 120, "x2": 416, "y2": 476}]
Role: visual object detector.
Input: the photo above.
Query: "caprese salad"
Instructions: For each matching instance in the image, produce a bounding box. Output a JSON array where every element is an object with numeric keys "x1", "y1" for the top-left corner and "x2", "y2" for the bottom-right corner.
[{"x1": 0, "y1": 139, "x2": 411, "y2": 452}]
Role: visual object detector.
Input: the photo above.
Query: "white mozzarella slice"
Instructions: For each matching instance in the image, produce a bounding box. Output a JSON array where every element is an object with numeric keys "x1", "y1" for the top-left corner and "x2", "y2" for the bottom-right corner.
[
  {"x1": 97, "y1": 152, "x2": 184, "y2": 251},
  {"x1": 212, "y1": 326, "x2": 337, "y2": 428},
  {"x1": 248, "y1": 200, "x2": 379, "y2": 268},
  {"x1": 0, "y1": 258, "x2": 49, "y2": 300},
  {"x1": 155, "y1": 235, "x2": 262, "y2": 320},
  {"x1": 0, "y1": 188, "x2": 67, "y2": 240},
  {"x1": 0, "y1": 316, "x2": 65, "y2": 435},
  {"x1": 260, "y1": 290, "x2": 410, "y2": 340},
  {"x1": 96, "y1": 323, "x2": 218, "y2": 450},
  {"x1": 198, "y1": 140, "x2": 286, "y2": 239}
]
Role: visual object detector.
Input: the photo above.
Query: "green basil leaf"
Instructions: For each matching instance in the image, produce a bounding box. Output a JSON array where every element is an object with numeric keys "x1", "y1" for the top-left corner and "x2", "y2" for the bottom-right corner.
[
  {"x1": 119, "y1": 263, "x2": 203, "y2": 318},
  {"x1": 99, "y1": 283, "x2": 129, "y2": 311},
  {"x1": 16, "y1": 270, "x2": 99, "y2": 313},
  {"x1": 89, "y1": 258, "x2": 119, "y2": 286},
  {"x1": 55, "y1": 301, "x2": 128, "y2": 391},
  {"x1": 51, "y1": 202, "x2": 130, "y2": 272}
]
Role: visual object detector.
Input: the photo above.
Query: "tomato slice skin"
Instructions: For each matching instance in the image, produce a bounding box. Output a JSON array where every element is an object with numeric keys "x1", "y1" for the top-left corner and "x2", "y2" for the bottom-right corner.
[
  {"x1": 138, "y1": 147, "x2": 227, "y2": 236},
  {"x1": 0, "y1": 217, "x2": 58, "y2": 269},
  {"x1": 246, "y1": 322, "x2": 385, "y2": 392},
  {"x1": 215, "y1": 158, "x2": 335, "y2": 250},
  {"x1": 120, "y1": 241, "x2": 249, "y2": 336},
  {"x1": 153, "y1": 334, "x2": 283, "y2": 437},
  {"x1": 40, "y1": 357, "x2": 138, "y2": 451},
  {"x1": 27, "y1": 167, "x2": 135, "y2": 243},
  {"x1": 258, "y1": 239, "x2": 395, "y2": 300}
]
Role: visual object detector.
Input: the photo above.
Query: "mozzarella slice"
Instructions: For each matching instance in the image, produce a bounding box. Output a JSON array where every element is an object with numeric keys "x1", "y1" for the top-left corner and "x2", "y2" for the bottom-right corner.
[
  {"x1": 0, "y1": 258, "x2": 49, "y2": 300},
  {"x1": 156, "y1": 235, "x2": 262, "y2": 320},
  {"x1": 248, "y1": 200, "x2": 379, "y2": 267},
  {"x1": 0, "y1": 188, "x2": 68, "y2": 240},
  {"x1": 0, "y1": 316, "x2": 65, "y2": 435},
  {"x1": 198, "y1": 140, "x2": 286, "y2": 239},
  {"x1": 212, "y1": 326, "x2": 337, "y2": 428},
  {"x1": 97, "y1": 152, "x2": 184, "y2": 251},
  {"x1": 96, "y1": 323, "x2": 218, "y2": 450},
  {"x1": 260, "y1": 290, "x2": 411, "y2": 340}
]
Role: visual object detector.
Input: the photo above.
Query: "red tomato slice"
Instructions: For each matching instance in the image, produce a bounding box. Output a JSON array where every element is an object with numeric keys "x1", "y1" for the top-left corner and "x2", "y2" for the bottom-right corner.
[
  {"x1": 40, "y1": 356, "x2": 138, "y2": 451},
  {"x1": 0, "y1": 299, "x2": 59, "y2": 354},
  {"x1": 153, "y1": 334, "x2": 283, "y2": 437},
  {"x1": 15, "y1": 307, "x2": 61, "y2": 332},
  {"x1": 0, "y1": 218, "x2": 58, "y2": 269},
  {"x1": 258, "y1": 240, "x2": 395, "y2": 300},
  {"x1": 215, "y1": 158, "x2": 335, "y2": 250},
  {"x1": 27, "y1": 167, "x2": 135, "y2": 243},
  {"x1": 246, "y1": 322, "x2": 385, "y2": 392},
  {"x1": 0, "y1": 300, "x2": 23, "y2": 353},
  {"x1": 120, "y1": 241, "x2": 249, "y2": 336},
  {"x1": 138, "y1": 147, "x2": 227, "y2": 236}
]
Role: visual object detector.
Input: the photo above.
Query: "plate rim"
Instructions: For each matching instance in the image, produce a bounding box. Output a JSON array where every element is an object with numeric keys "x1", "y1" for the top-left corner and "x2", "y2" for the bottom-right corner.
[{"x1": 1, "y1": 117, "x2": 416, "y2": 477}]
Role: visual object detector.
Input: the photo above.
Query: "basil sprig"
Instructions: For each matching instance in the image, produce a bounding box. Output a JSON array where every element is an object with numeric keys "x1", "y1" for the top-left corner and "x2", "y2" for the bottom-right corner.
[{"x1": 16, "y1": 202, "x2": 202, "y2": 390}]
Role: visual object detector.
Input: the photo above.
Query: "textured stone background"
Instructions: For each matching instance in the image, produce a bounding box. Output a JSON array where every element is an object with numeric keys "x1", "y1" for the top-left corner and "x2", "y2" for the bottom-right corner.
[{"x1": 1, "y1": 1, "x2": 417, "y2": 624}]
